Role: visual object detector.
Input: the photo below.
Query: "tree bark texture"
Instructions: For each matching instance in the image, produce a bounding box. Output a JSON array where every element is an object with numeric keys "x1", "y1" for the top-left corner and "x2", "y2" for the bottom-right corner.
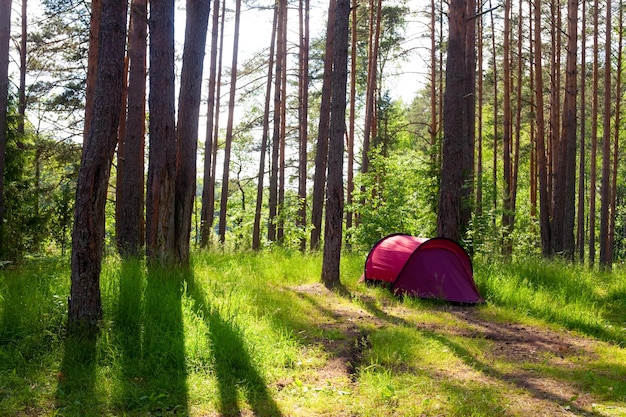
[
  {"x1": 69, "y1": 0, "x2": 128, "y2": 327},
  {"x1": 321, "y1": 0, "x2": 349, "y2": 289},
  {"x1": 116, "y1": 0, "x2": 147, "y2": 257},
  {"x1": 0, "y1": 0, "x2": 12, "y2": 257},
  {"x1": 83, "y1": 0, "x2": 101, "y2": 145},
  {"x1": 310, "y1": 0, "x2": 336, "y2": 250},
  {"x1": 218, "y1": 0, "x2": 241, "y2": 244},
  {"x1": 200, "y1": 0, "x2": 222, "y2": 248},
  {"x1": 437, "y1": 0, "x2": 476, "y2": 242},
  {"x1": 252, "y1": 7, "x2": 277, "y2": 250},
  {"x1": 175, "y1": 0, "x2": 210, "y2": 264},
  {"x1": 146, "y1": 0, "x2": 176, "y2": 263}
]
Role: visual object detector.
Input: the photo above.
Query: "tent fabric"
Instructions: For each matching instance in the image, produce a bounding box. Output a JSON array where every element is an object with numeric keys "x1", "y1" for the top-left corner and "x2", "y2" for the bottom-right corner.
[{"x1": 363, "y1": 234, "x2": 484, "y2": 304}]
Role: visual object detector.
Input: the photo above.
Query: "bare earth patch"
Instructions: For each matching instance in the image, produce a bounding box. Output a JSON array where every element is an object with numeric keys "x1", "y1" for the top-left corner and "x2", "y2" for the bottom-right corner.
[{"x1": 286, "y1": 283, "x2": 617, "y2": 416}]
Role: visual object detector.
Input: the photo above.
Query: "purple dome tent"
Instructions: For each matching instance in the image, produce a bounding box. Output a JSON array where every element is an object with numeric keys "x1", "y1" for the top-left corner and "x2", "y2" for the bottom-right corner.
[{"x1": 362, "y1": 234, "x2": 484, "y2": 304}]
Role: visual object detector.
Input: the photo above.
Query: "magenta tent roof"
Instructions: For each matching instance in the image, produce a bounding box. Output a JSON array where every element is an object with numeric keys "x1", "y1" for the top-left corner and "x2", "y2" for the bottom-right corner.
[{"x1": 363, "y1": 234, "x2": 484, "y2": 304}]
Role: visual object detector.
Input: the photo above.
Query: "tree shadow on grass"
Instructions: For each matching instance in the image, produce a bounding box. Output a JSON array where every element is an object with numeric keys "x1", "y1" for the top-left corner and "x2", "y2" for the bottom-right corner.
[
  {"x1": 55, "y1": 326, "x2": 99, "y2": 416},
  {"x1": 136, "y1": 263, "x2": 189, "y2": 415},
  {"x1": 112, "y1": 259, "x2": 145, "y2": 411},
  {"x1": 183, "y1": 269, "x2": 282, "y2": 417}
]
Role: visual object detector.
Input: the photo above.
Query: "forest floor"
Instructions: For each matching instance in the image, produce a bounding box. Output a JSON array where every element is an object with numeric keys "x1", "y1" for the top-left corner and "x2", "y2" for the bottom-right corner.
[{"x1": 272, "y1": 282, "x2": 622, "y2": 417}]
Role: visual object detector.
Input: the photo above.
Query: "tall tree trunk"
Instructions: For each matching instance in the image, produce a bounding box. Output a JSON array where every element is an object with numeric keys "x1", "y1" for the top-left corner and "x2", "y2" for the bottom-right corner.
[
  {"x1": 268, "y1": 0, "x2": 287, "y2": 243},
  {"x1": 609, "y1": 0, "x2": 624, "y2": 266},
  {"x1": 321, "y1": 0, "x2": 349, "y2": 290},
  {"x1": 83, "y1": 0, "x2": 101, "y2": 145},
  {"x1": 489, "y1": 0, "x2": 498, "y2": 216},
  {"x1": 146, "y1": 0, "x2": 176, "y2": 263},
  {"x1": 502, "y1": 0, "x2": 513, "y2": 255},
  {"x1": 555, "y1": 0, "x2": 578, "y2": 258},
  {"x1": 577, "y1": 0, "x2": 587, "y2": 261},
  {"x1": 361, "y1": 0, "x2": 382, "y2": 175},
  {"x1": 199, "y1": 0, "x2": 220, "y2": 248},
  {"x1": 200, "y1": 0, "x2": 225, "y2": 248},
  {"x1": 297, "y1": 0, "x2": 309, "y2": 251},
  {"x1": 589, "y1": 0, "x2": 599, "y2": 264},
  {"x1": 174, "y1": 0, "x2": 210, "y2": 264},
  {"x1": 69, "y1": 0, "x2": 128, "y2": 327},
  {"x1": 600, "y1": 0, "x2": 612, "y2": 266},
  {"x1": 346, "y1": 0, "x2": 357, "y2": 236},
  {"x1": 17, "y1": 0, "x2": 26, "y2": 134},
  {"x1": 533, "y1": 0, "x2": 551, "y2": 255},
  {"x1": 116, "y1": 0, "x2": 147, "y2": 257},
  {"x1": 218, "y1": 0, "x2": 241, "y2": 244},
  {"x1": 437, "y1": 0, "x2": 476, "y2": 242},
  {"x1": 475, "y1": 6, "x2": 483, "y2": 223},
  {"x1": 277, "y1": 4, "x2": 288, "y2": 243},
  {"x1": 309, "y1": 0, "x2": 336, "y2": 250},
  {"x1": 0, "y1": 0, "x2": 12, "y2": 258},
  {"x1": 252, "y1": 7, "x2": 277, "y2": 251}
]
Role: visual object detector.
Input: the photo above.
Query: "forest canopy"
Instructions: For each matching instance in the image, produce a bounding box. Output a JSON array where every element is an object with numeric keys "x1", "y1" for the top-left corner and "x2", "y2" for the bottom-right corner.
[{"x1": 1, "y1": 0, "x2": 625, "y2": 271}]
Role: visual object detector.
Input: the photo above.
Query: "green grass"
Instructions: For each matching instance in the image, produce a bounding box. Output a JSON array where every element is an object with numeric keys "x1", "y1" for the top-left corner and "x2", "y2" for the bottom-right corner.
[{"x1": 0, "y1": 250, "x2": 625, "y2": 416}]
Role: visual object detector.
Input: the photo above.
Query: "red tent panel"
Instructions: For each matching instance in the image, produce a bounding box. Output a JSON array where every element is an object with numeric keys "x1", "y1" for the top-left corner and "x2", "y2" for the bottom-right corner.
[
  {"x1": 364, "y1": 234, "x2": 428, "y2": 283},
  {"x1": 364, "y1": 234, "x2": 483, "y2": 304}
]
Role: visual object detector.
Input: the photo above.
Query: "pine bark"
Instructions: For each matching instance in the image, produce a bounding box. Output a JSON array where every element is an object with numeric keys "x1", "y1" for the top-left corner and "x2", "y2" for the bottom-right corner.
[
  {"x1": 437, "y1": 0, "x2": 476, "y2": 241},
  {"x1": 116, "y1": 0, "x2": 147, "y2": 257},
  {"x1": 146, "y1": 0, "x2": 176, "y2": 263},
  {"x1": 600, "y1": 0, "x2": 612, "y2": 266},
  {"x1": 310, "y1": 0, "x2": 336, "y2": 250},
  {"x1": 321, "y1": 0, "x2": 350, "y2": 289},
  {"x1": 174, "y1": 0, "x2": 210, "y2": 263},
  {"x1": 0, "y1": 0, "x2": 12, "y2": 257},
  {"x1": 69, "y1": 0, "x2": 128, "y2": 327},
  {"x1": 252, "y1": 7, "x2": 277, "y2": 250},
  {"x1": 218, "y1": 0, "x2": 242, "y2": 243}
]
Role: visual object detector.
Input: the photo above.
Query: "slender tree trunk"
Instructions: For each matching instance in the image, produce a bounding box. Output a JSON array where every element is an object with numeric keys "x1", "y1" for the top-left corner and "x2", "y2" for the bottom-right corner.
[
  {"x1": 268, "y1": 0, "x2": 287, "y2": 243},
  {"x1": 310, "y1": 0, "x2": 336, "y2": 250},
  {"x1": 0, "y1": 0, "x2": 12, "y2": 258},
  {"x1": 609, "y1": 0, "x2": 624, "y2": 265},
  {"x1": 146, "y1": 0, "x2": 176, "y2": 263},
  {"x1": 252, "y1": 7, "x2": 277, "y2": 251},
  {"x1": 533, "y1": 0, "x2": 551, "y2": 255},
  {"x1": 556, "y1": 0, "x2": 578, "y2": 258},
  {"x1": 17, "y1": 0, "x2": 26, "y2": 134},
  {"x1": 321, "y1": 0, "x2": 349, "y2": 290},
  {"x1": 200, "y1": 0, "x2": 221, "y2": 248},
  {"x1": 116, "y1": 0, "x2": 147, "y2": 257},
  {"x1": 502, "y1": 0, "x2": 513, "y2": 255},
  {"x1": 346, "y1": 0, "x2": 357, "y2": 236},
  {"x1": 600, "y1": 0, "x2": 612, "y2": 266},
  {"x1": 589, "y1": 0, "x2": 599, "y2": 265},
  {"x1": 475, "y1": 7, "x2": 483, "y2": 223},
  {"x1": 577, "y1": 0, "x2": 587, "y2": 261},
  {"x1": 83, "y1": 0, "x2": 101, "y2": 145},
  {"x1": 489, "y1": 0, "x2": 498, "y2": 216},
  {"x1": 361, "y1": 0, "x2": 382, "y2": 174},
  {"x1": 174, "y1": 0, "x2": 210, "y2": 264},
  {"x1": 277, "y1": 4, "x2": 288, "y2": 243},
  {"x1": 200, "y1": 0, "x2": 225, "y2": 247},
  {"x1": 218, "y1": 0, "x2": 241, "y2": 244},
  {"x1": 69, "y1": 0, "x2": 128, "y2": 327},
  {"x1": 297, "y1": 0, "x2": 309, "y2": 251}
]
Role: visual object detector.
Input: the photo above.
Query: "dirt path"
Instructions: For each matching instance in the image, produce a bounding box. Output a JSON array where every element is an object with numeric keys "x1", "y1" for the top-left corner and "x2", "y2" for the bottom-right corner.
[{"x1": 287, "y1": 283, "x2": 620, "y2": 416}]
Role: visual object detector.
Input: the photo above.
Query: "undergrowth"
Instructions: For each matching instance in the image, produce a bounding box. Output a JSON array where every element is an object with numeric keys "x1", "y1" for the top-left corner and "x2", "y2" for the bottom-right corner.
[{"x1": 0, "y1": 250, "x2": 624, "y2": 416}]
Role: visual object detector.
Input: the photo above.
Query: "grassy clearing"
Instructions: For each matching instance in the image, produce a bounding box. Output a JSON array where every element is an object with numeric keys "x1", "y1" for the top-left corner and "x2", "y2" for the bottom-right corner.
[{"x1": 0, "y1": 250, "x2": 625, "y2": 416}]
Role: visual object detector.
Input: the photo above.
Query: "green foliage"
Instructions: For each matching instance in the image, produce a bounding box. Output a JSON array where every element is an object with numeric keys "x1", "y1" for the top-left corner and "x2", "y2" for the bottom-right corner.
[
  {"x1": 1, "y1": 252, "x2": 626, "y2": 416},
  {"x1": 2, "y1": 97, "x2": 80, "y2": 261},
  {"x1": 350, "y1": 147, "x2": 437, "y2": 249}
]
